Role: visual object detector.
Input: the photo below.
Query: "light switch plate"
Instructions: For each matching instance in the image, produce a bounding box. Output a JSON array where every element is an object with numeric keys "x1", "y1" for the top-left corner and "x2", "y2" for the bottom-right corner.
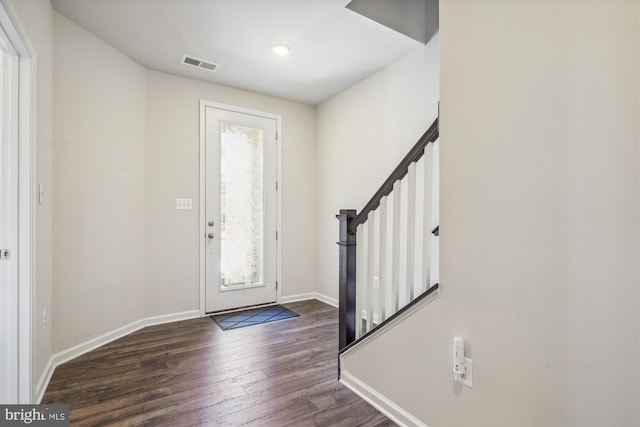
[{"x1": 176, "y1": 198, "x2": 192, "y2": 210}]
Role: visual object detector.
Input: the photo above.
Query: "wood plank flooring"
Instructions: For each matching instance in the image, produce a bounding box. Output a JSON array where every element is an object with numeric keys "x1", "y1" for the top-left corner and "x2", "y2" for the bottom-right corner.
[{"x1": 42, "y1": 300, "x2": 395, "y2": 427}]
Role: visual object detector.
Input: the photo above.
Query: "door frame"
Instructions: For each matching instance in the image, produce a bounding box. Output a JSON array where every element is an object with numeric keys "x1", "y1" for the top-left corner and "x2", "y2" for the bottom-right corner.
[
  {"x1": 0, "y1": 1, "x2": 34, "y2": 404},
  {"x1": 199, "y1": 100, "x2": 281, "y2": 315}
]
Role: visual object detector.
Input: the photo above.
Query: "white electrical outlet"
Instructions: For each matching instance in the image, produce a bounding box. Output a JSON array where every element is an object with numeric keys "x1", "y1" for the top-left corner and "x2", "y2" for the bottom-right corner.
[
  {"x1": 373, "y1": 276, "x2": 379, "y2": 289},
  {"x1": 453, "y1": 337, "x2": 472, "y2": 387},
  {"x1": 176, "y1": 198, "x2": 192, "y2": 210},
  {"x1": 453, "y1": 357, "x2": 473, "y2": 387},
  {"x1": 461, "y1": 358, "x2": 472, "y2": 387},
  {"x1": 42, "y1": 309, "x2": 47, "y2": 328}
]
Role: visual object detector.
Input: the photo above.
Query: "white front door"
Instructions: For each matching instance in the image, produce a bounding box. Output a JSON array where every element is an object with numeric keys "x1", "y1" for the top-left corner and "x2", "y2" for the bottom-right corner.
[{"x1": 204, "y1": 105, "x2": 278, "y2": 313}]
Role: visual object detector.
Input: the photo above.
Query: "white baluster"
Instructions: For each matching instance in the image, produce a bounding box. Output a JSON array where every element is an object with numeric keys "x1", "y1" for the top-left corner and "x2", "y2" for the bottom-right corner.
[
  {"x1": 366, "y1": 212, "x2": 375, "y2": 331},
  {"x1": 391, "y1": 181, "x2": 401, "y2": 315},
  {"x1": 378, "y1": 196, "x2": 388, "y2": 322},
  {"x1": 355, "y1": 223, "x2": 364, "y2": 339},
  {"x1": 422, "y1": 144, "x2": 433, "y2": 293},
  {"x1": 406, "y1": 162, "x2": 417, "y2": 303}
]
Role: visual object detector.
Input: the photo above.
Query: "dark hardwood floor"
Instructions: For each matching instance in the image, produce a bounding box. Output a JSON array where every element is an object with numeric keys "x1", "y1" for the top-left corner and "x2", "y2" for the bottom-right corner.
[{"x1": 42, "y1": 299, "x2": 395, "y2": 427}]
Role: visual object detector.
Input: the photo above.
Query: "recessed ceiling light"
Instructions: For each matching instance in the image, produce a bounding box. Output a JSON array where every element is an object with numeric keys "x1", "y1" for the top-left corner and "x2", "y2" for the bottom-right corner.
[{"x1": 272, "y1": 43, "x2": 290, "y2": 56}]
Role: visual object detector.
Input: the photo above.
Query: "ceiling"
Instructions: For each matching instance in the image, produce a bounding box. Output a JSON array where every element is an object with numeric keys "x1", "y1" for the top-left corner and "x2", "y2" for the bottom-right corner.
[{"x1": 51, "y1": 0, "x2": 424, "y2": 105}]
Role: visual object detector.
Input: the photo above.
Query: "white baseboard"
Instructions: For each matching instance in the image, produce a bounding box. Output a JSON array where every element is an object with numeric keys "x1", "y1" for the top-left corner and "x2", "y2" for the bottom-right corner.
[
  {"x1": 35, "y1": 357, "x2": 55, "y2": 404},
  {"x1": 143, "y1": 310, "x2": 200, "y2": 328},
  {"x1": 313, "y1": 292, "x2": 338, "y2": 307},
  {"x1": 279, "y1": 292, "x2": 316, "y2": 304},
  {"x1": 35, "y1": 309, "x2": 200, "y2": 403},
  {"x1": 279, "y1": 292, "x2": 338, "y2": 307},
  {"x1": 340, "y1": 371, "x2": 428, "y2": 427}
]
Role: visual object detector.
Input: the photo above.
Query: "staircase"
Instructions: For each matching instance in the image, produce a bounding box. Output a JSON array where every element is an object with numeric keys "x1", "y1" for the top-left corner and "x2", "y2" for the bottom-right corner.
[{"x1": 337, "y1": 117, "x2": 440, "y2": 354}]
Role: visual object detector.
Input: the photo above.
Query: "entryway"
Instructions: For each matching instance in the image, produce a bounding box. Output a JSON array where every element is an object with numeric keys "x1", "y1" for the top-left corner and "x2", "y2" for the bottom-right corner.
[{"x1": 200, "y1": 102, "x2": 279, "y2": 313}]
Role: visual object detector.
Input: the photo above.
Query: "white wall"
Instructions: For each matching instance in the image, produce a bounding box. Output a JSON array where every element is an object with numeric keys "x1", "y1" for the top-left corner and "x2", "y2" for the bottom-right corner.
[
  {"x1": 53, "y1": 12, "x2": 146, "y2": 352},
  {"x1": 342, "y1": 1, "x2": 640, "y2": 426},
  {"x1": 316, "y1": 35, "x2": 440, "y2": 301},
  {"x1": 144, "y1": 70, "x2": 317, "y2": 315},
  {"x1": 5, "y1": 0, "x2": 53, "y2": 398}
]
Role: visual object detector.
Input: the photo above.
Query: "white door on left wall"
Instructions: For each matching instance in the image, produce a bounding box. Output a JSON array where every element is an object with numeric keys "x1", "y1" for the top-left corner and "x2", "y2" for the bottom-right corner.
[
  {"x1": 0, "y1": 1, "x2": 34, "y2": 404},
  {"x1": 0, "y1": 12, "x2": 20, "y2": 404}
]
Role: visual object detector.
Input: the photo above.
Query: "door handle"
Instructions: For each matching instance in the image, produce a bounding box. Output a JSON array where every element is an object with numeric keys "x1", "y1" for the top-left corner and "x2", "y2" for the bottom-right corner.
[{"x1": 208, "y1": 233, "x2": 215, "y2": 239}]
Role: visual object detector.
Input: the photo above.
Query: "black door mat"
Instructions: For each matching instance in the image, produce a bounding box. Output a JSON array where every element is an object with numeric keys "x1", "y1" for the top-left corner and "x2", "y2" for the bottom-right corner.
[{"x1": 210, "y1": 304, "x2": 299, "y2": 330}]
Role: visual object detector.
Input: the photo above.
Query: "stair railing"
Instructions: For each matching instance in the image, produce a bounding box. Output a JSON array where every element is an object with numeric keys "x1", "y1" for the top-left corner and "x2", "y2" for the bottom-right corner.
[{"x1": 337, "y1": 117, "x2": 439, "y2": 351}]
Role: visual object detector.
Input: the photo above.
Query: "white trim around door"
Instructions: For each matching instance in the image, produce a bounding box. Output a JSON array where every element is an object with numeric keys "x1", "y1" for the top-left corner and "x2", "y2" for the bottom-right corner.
[
  {"x1": 199, "y1": 101, "x2": 281, "y2": 315},
  {"x1": 0, "y1": 0, "x2": 34, "y2": 404}
]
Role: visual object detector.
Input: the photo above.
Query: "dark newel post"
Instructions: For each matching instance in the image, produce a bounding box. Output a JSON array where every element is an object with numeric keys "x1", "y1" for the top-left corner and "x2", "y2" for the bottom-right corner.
[{"x1": 337, "y1": 209, "x2": 357, "y2": 351}]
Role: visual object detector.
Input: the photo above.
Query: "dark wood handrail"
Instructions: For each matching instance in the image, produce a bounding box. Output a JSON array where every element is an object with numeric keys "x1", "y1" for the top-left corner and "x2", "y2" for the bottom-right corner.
[{"x1": 348, "y1": 117, "x2": 439, "y2": 235}]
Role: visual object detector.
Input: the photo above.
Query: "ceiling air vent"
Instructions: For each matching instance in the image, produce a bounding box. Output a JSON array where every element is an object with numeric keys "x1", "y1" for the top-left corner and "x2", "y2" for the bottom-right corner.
[{"x1": 181, "y1": 55, "x2": 218, "y2": 72}]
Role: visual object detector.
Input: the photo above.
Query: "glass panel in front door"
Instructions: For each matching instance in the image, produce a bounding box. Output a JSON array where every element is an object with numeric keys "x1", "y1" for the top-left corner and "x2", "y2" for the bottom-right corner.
[{"x1": 219, "y1": 122, "x2": 264, "y2": 290}]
